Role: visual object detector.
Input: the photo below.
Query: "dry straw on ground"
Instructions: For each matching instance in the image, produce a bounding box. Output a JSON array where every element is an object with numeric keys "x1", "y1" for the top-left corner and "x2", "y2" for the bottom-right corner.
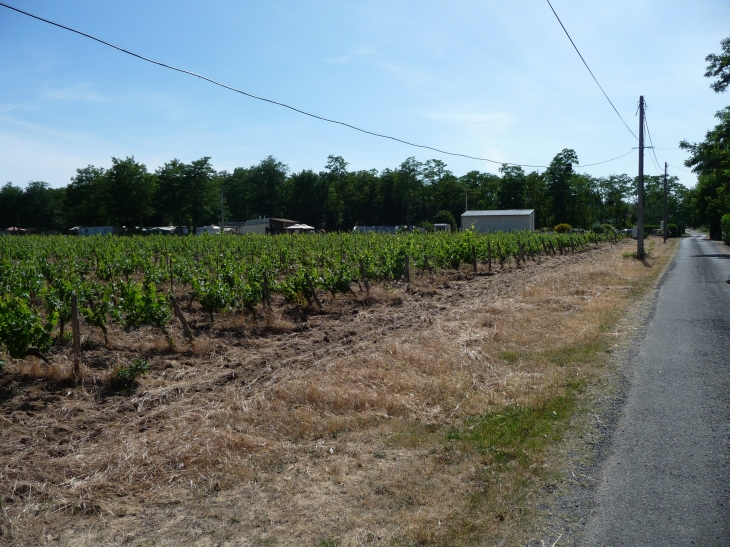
[{"x1": 0, "y1": 237, "x2": 677, "y2": 546}]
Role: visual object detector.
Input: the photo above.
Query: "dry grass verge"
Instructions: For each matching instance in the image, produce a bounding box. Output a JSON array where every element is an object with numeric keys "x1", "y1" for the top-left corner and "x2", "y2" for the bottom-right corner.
[{"x1": 0, "y1": 237, "x2": 678, "y2": 546}]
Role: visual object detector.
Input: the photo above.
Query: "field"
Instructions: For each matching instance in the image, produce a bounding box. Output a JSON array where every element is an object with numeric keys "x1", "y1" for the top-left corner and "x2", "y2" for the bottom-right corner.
[{"x1": 0, "y1": 231, "x2": 675, "y2": 546}]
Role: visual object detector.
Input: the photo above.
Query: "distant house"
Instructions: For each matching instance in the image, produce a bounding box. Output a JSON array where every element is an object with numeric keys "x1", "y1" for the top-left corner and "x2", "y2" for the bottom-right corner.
[
  {"x1": 75, "y1": 226, "x2": 124, "y2": 236},
  {"x1": 433, "y1": 223, "x2": 452, "y2": 233},
  {"x1": 460, "y1": 210, "x2": 535, "y2": 233},
  {"x1": 227, "y1": 218, "x2": 298, "y2": 235}
]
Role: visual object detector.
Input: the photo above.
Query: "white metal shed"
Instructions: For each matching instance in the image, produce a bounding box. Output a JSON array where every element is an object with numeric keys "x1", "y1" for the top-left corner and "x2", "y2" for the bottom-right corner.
[{"x1": 461, "y1": 209, "x2": 535, "y2": 233}]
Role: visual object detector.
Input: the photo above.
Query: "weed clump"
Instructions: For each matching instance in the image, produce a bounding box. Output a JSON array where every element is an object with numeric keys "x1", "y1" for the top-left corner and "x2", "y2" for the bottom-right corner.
[{"x1": 110, "y1": 357, "x2": 149, "y2": 391}]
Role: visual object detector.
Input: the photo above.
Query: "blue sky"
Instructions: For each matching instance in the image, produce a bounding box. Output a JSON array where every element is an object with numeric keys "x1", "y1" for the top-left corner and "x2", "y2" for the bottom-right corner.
[{"x1": 1, "y1": 0, "x2": 728, "y2": 189}]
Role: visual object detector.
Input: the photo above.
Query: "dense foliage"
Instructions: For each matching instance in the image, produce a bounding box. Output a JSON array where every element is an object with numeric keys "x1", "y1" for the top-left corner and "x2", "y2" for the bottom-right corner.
[
  {"x1": 1, "y1": 149, "x2": 687, "y2": 234},
  {"x1": 682, "y1": 36, "x2": 730, "y2": 240},
  {"x1": 0, "y1": 231, "x2": 620, "y2": 359}
]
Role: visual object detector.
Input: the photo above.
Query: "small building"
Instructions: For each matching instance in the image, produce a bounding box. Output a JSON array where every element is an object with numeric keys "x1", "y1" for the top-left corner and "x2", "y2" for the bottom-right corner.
[
  {"x1": 142, "y1": 226, "x2": 189, "y2": 236},
  {"x1": 433, "y1": 223, "x2": 452, "y2": 233},
  {"x1": 196, "y1": 225, "x2": 222, "y2": 235},
  {"x1": 285, "y1": 224, "x2": 316, "y2": 234},
  {"x1": 460, "y1": 210, "x2": 535, "y2": 233},
  {"x1": 228, "y1": 218, "x2": 298, "y2": 235},
  {"x1": 76, "y1": 226, "x2": 124, "y2": 236}
]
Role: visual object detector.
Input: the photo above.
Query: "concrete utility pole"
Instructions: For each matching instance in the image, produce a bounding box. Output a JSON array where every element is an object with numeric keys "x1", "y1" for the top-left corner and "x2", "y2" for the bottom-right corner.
[
  {"x1": 663, "y1": 162, "x2": 668, "y2": 243},
  {"x1": 637, "y1": 96, "x2": 645, "y2": 258},
  {"x1": 220, "y1": 188, "x2": 225, "y2": 234}
]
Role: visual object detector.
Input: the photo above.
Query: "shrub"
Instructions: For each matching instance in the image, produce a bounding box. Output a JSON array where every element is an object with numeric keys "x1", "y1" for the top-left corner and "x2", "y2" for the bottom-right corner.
[
  {"x1": 554, "y1": 223, "x2": 571, "y2": 233},
  {"x1": 434, "y1": 210, "x2": 456, "y2": 232},
  {"x1": 668, "y1": 223, "x2": 679, "y2": 238},
  {"x1": 111, "y1": 358, "x2": 150, "y2": 391},
  {"x1": 722, "y1": 214, "x2": 730, "y2": 245},
  {"x1": 591, "y1": 225, "x2": 604, "y2": 234}
]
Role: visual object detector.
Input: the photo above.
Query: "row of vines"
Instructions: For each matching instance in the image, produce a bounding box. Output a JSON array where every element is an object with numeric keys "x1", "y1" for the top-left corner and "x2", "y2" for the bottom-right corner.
[{"x1": 0, "y1": 230, "x2": 620, "y2": 361}]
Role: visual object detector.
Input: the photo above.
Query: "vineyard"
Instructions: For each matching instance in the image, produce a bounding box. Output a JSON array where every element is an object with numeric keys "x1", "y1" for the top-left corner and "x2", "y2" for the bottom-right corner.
[
  {"x1": 0, "y1": 230, "x2": 619, "y2": 366},
  {"x1": 0, "y1": 227, "x2": 659, "y2": 547}
]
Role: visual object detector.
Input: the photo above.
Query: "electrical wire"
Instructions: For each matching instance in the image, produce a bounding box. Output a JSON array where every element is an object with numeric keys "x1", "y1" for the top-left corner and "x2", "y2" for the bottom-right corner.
[
  {"x1": 544, "y1": 0, "x2": 638, "y2": 141},
  {"x1": 1, "y1": 1, "x2": 640, "y2": 172},
  {"x1": 1, "y1": 2, "x2": 552, "y2": 169},
  {"x1": 580, "y1": 149, "x2": 634, "y2": 167},
  {"x1": 643, "y1": 114, "x2": 664, "y2": 175},
  {"x1": 668, "y1": 163, "x2": 694, "y2": 174}
]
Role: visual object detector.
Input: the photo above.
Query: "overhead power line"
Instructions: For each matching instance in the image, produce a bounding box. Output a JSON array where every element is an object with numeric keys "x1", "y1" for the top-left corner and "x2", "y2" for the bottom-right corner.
[
  {"x1": 580, "y1": 149, "x2": 634, "y2": 167},
  {"x1": 544, "y1": 0, "x2": 638, "y2": 141},
  {"x1": 667, "y1": 163, "x2": 694, "y2": 174},
  {"x1": 643, "y1": 114, "x2": 664, "y2": 175},
  {"x1": 0, "y1": 2, "x2": 545, "y2": 169},
  {"x1": 1, "y1": 1, "x2": 637, "y2": 172}
]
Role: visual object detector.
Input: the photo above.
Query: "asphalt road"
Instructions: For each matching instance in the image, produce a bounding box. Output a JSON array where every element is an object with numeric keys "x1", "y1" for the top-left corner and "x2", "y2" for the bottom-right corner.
[{"x1": 580, "y1": 233, "x2": 730, "y2": 546}]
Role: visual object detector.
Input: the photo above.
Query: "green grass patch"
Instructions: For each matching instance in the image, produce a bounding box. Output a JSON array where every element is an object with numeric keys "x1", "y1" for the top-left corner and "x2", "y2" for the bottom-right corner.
[
  {"x1": 498, "y1": 350, "x2": 532, "y2": 364},
  {"x1": 543, "y1": 342, "x2": 605, "y2": 368},
  {"x1": 446, "y1": 394, "x2": 576, "y2": 469}
]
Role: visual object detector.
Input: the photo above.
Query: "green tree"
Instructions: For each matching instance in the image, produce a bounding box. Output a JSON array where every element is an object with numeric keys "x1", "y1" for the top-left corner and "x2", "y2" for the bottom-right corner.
[
  {"x1": 105, "y1": 157, "x2": 157, "y2": 230},
  {"x1": 545, "y1": 149, "x2": 578, "y2": 226},
  {"x1": 155, "y1": 159, "x2": 187, "y2": 226},
  {"x1": 21, "y1": 181, "x2": 65, "y2": 231},
  {"x1": 524, "y1": 171, "x2": 548, "y2": 228},
  {"x1": 184, "y1": 157, "x2": 219, "y2": 231},
  {"x1": 64, "y1": 165, "x2": 108, "y2": 228},
  {"x1": 680, "y1": 107, "x2": 730, "y2": 238},
  {"x1": 396, "y1": 157, "x2": 423, "y2": 226},
  {"x1": 705, "y1": 36, "x2": 730, "y2": 93},
  {"x1": 598, "y1": 175, "x2": 633, "y2": 228},
  {"x1": 284, "y1": 169, "x2": 328, "y2": 228},
  {"x1": 498, "y1": 165, "x2": 527, "y2": 209},
  {"x1": 0, "y1": 183, "x2": 24, "y2": 228}
]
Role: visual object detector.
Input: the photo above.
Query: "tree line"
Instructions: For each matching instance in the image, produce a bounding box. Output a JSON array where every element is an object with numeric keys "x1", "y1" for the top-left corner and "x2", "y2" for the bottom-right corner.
[
  {"x1": 680, "y1": 37, "x2": 730, "y2": 240},
  {"x1": 0, "y1": 147, "x2": 689, "y2": 234}
]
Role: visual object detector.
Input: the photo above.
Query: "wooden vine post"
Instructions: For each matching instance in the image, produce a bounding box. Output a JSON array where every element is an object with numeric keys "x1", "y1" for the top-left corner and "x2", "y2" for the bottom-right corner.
[
  {"x1": 169, "y1": 293, "x2": 194, "y2": 343},
  {"x1": 359, "y1": 259, "x2": 370, "y2": 294},
  {"x1": 71, "y1": 293, "x2": 81, "y2": 384},
  {"x1": 262, "y1": 271, "x2": 272, "y2": 306},
  {"x1": 305, "y1": 273, "x2": 323, "y2": 311}
]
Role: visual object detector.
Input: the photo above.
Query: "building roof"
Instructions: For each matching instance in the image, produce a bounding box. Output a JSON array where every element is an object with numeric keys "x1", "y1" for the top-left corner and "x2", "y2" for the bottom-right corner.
[{"x1": 461, "y1": 209, "x2": 535, "y2": 217}]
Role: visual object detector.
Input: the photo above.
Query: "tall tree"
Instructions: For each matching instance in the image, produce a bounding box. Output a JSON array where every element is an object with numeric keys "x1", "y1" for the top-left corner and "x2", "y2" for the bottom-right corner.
[
  {"x1": 396, "y1": 157, "x2": 423, "y2": 226},
  {"x1": 250, "y1": 156, "x2": 289, "y2": 219},
  {"x1": 284, "y1": 169, "x2": 328, "y2": 228},
  {"x1": 545, "y1": 149, "x2": 578, "y2": 227},
  {"x1": 680, "y1": 107, "x2": 730, "y2": 238},
  {"x1": 64, "y1": 165, "x2": 108, "y2": 227},
  {"x1": 0, "y1": 183, "x2": 24, "y2": 228},
  {"x1": 498, "y1": 165, "x2": 527, "y2": 209},
  {"x1": 22, "y1": 181, "x2": 65, "y2": 231},
  {"x1": 155, "y1": 159, "x2": 187, "y2": 226},
  {"x1": 524, "y1": 171, "x2": 548, "y2": 228},
  {"x1": 705, "y1": 36, "x2": 730, "y2": 93},
  {"x1": 184, "y1": 157, "x2": 219, "y2": 230},
  {"x1": 105, "y1": 157, "x2": 156, "y2": 230}
]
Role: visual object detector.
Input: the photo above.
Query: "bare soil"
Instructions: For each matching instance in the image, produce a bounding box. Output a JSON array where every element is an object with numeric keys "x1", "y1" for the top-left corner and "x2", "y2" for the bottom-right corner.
[{"x1": 0, "y1": 237, "x2": 677, "y2": 546}]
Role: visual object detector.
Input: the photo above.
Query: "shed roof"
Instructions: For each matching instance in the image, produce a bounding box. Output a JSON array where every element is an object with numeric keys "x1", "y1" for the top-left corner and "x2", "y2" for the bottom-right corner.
[{"x1": 461, "y1": 209, "x2": 534, "y2": 217}]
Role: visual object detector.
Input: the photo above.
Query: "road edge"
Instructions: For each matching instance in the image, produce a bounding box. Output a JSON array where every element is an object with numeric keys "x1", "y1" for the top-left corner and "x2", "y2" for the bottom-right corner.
[{"x1": 526, "y1": 237, "x2": 683, "y2": 547}]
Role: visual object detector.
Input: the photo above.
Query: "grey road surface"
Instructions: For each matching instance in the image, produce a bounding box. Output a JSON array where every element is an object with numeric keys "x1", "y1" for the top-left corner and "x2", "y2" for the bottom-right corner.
[{"x1": 580, "y1": 233, "x2": 730, "y2": 546}]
